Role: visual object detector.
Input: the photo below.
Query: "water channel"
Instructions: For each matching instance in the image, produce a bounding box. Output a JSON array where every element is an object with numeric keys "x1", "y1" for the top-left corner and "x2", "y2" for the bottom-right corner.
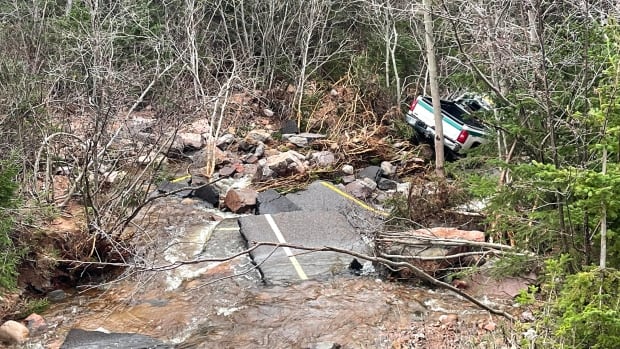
[{"x1": 31, "y1": 193, "x2": 514, "y2": 348}]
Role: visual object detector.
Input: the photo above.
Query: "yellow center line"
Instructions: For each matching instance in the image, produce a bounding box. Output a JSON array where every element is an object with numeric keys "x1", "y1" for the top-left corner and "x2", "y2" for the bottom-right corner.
[
  {"x1": 171, "y1": 174, "x2": 192, "y2": 183},
  {"x1": 264, "y1": 214, "x2": 309, "y2": 280},
  {"x1": 319, "y1": 181, "x2": 390, "y2": 217}
]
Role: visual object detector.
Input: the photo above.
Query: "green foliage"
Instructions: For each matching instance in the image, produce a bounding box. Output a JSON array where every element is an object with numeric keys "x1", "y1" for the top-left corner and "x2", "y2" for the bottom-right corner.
[
  {"x1": 553, "y1": 268, "x2": 620, "y2": 348},
  {"x1": 18, "y1": 298, "x2": 50, "y2": 319},
  {"x1": 515, "y1": 285, "x2": 538, "y2": 306},
  {"x1": 489, "y1": 254, "x2": 539, "y2": 279},
  {"x1": 383, "y1": 193, "x2": 410, "y2": 225},
  {"x1": 531, "y1": 257, "x2": 620, "y2": 349},
  {"x1": 0, "y1": 158, "x2": 21, "y2": 291},
  {"x1": 391, "y1": 118, "x2": 414, "y2": 140}
]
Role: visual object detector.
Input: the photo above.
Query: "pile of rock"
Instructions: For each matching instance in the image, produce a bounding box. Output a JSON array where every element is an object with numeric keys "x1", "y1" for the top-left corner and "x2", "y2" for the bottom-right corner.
[{"x1": 147, "y1": 115, "x2": 429, "y2": 217}]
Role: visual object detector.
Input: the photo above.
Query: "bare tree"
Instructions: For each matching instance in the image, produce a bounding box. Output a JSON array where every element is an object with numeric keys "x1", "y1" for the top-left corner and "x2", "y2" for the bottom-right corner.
[{"x1": 422, "y1": 0, "x2": 445, "y2": 177}]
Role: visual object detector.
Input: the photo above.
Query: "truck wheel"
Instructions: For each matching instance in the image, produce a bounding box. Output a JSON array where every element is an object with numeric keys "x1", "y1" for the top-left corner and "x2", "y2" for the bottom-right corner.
[{"x1": 444, "y1": 147, "x2": 462, "y2": 162}]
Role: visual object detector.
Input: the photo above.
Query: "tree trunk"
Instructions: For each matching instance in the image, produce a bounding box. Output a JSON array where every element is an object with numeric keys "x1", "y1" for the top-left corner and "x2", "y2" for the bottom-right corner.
[
  {"x1": 423, "y1": 0, "x2": 444, "y2": 177},
  {"x1": 600, "y1": 146, "x2": 607, "y2": 269}
]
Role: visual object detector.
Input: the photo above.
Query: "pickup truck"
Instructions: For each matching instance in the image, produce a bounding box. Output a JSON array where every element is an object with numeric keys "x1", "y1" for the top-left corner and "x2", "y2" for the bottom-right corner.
[{"x1": 405, "y1": 94, "x2": 491, "y2": 154}]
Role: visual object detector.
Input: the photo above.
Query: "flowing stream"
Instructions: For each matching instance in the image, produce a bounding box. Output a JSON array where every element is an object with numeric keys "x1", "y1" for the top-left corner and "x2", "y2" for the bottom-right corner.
[{"x1": 32, "y1": 193, "x2": 515, "y2": 348}]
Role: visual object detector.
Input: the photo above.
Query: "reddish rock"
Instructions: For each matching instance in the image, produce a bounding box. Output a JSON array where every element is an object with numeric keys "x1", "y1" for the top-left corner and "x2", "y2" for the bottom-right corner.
[
  {"x1": 344, "y1": 179, "x2": 375, "y2": 199},
  {"x1": 244, "y1": 155, "x2": 259, "y2": 164},
  {"x1": 233, "y1": 163, "x2": 245, "y2": 174},
  {"x1": 0, "y1": 320, "x2": 29, "y2": 344},
  {"x1": 224, "y1": 188, "x2": 258, "y2": 213},
  {"x1": 384, "y1": 228, "x2": 486, "y2": 276},
  {"x1": 24, "y1": 313, "x2": 46, "y2": 334},
  {"x1": 219, "y1": 165, "x2": 236, "y2": 177},
  {"x1": 412, "y1": 227, "x2": 485, "y2": 242}
]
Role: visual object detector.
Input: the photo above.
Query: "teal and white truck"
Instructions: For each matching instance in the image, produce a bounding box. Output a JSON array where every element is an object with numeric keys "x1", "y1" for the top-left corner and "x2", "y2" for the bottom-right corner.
[{"x1": 405, "y1": 94, "x2": 492, "y2": 154}]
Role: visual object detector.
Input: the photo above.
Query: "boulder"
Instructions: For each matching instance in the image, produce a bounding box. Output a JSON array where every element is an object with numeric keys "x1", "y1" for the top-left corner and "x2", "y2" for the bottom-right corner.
[
  {"x1": 377, "y1": 178, "x2": 398, "y2": 191},
  {"x1": 246, "y1": 129, "x2": 272, "y2": 144},
  {"x1": 0, "y1": 320, "x2": 29, "y2": 345},
  {"x1": 461, "y1": 263, "x2": 537, "y2": 300},
  {"x1": 216, "y1": 133, "x2": 236, "y2": 149},
  {"x1": 189, "y1": 119, "x2": 211, "y2": 134},
  {"x1": 253, "y1": 142, "x2": 266, "y2": 158},
  {"x1": 218, "y1": 165, "x2": 237, "y2": 177},
  {"x1": 224, "y1": 188, "x2": 258, "y2": 213},
  {"x1": 47, "y1": 289, "x2": 67, "y2": 302},
  {"x1": 380, "y1": 161, "x2": 396, "y2": 178},
  {"x1": 254, "y1": 151, "x2": 307, "y2": 181},
  {"x1": 382, "y1": 227, "x2": 485, "y2": 275},
  {"x1": 285, "y1": 135, "x2": 308, "y2": 148},
  {"x1": 357, "y1": 166, "x2": 382, "y2": 183},
  {"x1": 341, "y1": 174, "x2": 356, "y2": 184},
  {"x1": 191, "y1": 147, "x2": 230, "y2": 168},
  {"x1": 311, "y1": 151, "x2": 336, "y2": 168},
  {"x1": 192, "y1": 184, "x2": 220, "y2": 207},
  {"x1": 344, "y1": 179, "x2": 376, "y2": 199},
  {"x1": 24, "y1": 313, "x2": 47, "y2": 334},
  {"x1": 178, "y1": 132, "x2": 204, "y2": 150}
]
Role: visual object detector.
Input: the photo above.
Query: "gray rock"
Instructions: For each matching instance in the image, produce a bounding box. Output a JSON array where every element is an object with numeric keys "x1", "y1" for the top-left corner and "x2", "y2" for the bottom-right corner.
[
  {"x1": 192, "y1": 184, "x2": 220, "y2": 207},
  {"x1": 157, "y1": 180, "x2": 192, "y2": 198},
  {"x1": 345, "y1": 179, "x2": 375, "y2": 199},
  {"x1": 60, "y1": 329, "x2": 171, "y2": 349},
  {"x1": 47, "y1": 289, "x2": 67, "y2": 302},
  {"x1": 178, "y1": 132, "x2": 204, "y2": 150},
  {"x1": 280, "y1": 119, "x2": 299, "y2": 134},
  {"x1": 246, "y1": 129, "x2": 272, "y2": 143},
  {"x1": 254, "y1": 151, "x2": 307, "y2": 181},
  {"x1": 311, "y1": 151, "x2": 336, "y2": 168},
  {"x1": 254, "y1": 142, "x2": 265, "y2": 158},
  {"x1": 263, "y1": 108, "x2": 275, "y2": 117},
  {"x1": 341, "y1": 164, "x2": 354, "y2": 175},
  {"x1": 361, "y1": 177, "x2": 377, "y2": 191},
  {"x1": 257, "y1": 189, "x2": 301, "y2": 214},
  {"x1": 377, "y1": 178, "x2": 398, "y2": 191},
  {"x1": 297, "y1": 132, "x2": 326, "y2": 141},
  {"x1": 357, "y1": 166, "x2": 382, "y2": 183},
  {"x1": 380, "y1": 161, "x2": 396, "y2": 178},
  {"x1": 341, "y1": 174, "x2": 356, "y2": 184},
  {"x1": 286, "y1": 135, "x2": 308, "y2": 147},
  {"x1": 216, "y1": 133, "x2": 236, "y2": 149}
]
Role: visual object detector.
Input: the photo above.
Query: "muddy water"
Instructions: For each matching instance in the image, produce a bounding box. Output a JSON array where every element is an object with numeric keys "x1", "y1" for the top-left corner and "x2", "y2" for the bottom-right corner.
[{"x1": 37, "y1": 194, "x2": 511, "y2": 348}]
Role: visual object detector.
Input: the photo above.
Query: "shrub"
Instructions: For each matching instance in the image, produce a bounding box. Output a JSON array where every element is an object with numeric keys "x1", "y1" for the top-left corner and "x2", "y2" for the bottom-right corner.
[{"x1": 0, "y1": 159, "x2": 20, "y2": 291}]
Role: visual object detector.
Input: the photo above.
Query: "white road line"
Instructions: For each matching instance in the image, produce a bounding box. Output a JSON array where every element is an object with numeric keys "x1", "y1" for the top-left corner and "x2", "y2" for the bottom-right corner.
[
  {"x1": 264, "y1": 214, "x2": 308, "y2": 280},
  {"x1": 214, "y1": 227, "x2": 239, "y2": 231}
]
